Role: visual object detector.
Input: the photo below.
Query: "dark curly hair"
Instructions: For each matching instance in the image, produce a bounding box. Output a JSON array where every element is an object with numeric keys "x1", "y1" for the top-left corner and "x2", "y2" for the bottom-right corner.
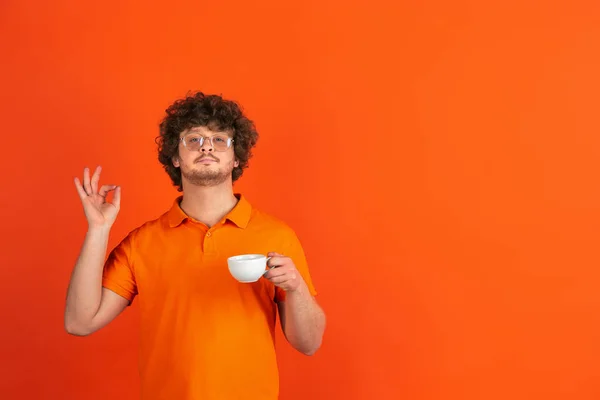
[{"x1": 156, "y1": 91, "x2": 259, "y2": 191}]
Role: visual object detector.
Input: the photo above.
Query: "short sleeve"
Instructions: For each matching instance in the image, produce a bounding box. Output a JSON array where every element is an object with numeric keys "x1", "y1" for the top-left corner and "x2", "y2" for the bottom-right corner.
[
  {"x1": 275, "y1": 229, "x2": 317, "y2": 302},
  {"x1": 102, "y1": 232, "x2": 138, "y2": 304}
]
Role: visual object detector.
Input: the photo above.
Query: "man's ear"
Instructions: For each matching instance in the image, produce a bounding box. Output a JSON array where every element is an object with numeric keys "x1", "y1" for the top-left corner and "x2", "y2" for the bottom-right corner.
[
  {"x1": 172, "y1": 156, "x2": 180, "y2": 168},
  {"x1": 234, "y1": 160, "x2": 239, "y2": 168}
]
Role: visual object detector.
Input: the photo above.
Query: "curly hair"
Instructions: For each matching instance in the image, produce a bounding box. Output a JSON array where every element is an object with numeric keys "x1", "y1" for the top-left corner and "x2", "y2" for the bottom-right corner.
[{"x1": 156, "y1": 91, "x2": 259, "y2": 191}]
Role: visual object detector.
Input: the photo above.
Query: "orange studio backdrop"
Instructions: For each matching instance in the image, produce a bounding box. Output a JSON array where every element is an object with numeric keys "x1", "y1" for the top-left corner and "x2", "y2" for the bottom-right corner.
[{"x1": 1, "y1": 1, "x2": 600, "y2": 399}]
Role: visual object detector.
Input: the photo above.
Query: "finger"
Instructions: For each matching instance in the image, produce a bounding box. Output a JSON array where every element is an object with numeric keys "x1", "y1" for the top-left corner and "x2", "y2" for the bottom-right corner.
[
  {"x1": 74, "y1": 177, "x2": 88, "y2": 200},
  {"x1": 267, "y1": 252, "x2": 283, "y2": 257},
  {"x1": 267, "y1": 256, "x2": 289, "y2": 268},
  {"x1": 90, "y1": 165, "x2": 102, "y2": 194},
  {"x1": 265, "y1": 268, "x2": 297, "y2": 281},
  {"x1": 98, "y1": 184, "x2": 117, "y2": 197},
  {"x1": 83, "y1": 167, "x2": 92, "y2": 195},
  {"x1": 268, "y1": 274, "x2": 297, "y2": 285},
  {"x1": 265, "y1": 266, "x2": 293, "y2": 278},
  {"x1": 112, "y1": 186, "x2": 121, "y2": 209}
]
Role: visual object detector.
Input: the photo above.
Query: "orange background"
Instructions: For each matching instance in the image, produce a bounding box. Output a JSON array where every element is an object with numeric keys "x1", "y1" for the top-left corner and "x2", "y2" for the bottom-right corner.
[{"x1": 1, "y1": 1, "x2": 600, "y2": 399}]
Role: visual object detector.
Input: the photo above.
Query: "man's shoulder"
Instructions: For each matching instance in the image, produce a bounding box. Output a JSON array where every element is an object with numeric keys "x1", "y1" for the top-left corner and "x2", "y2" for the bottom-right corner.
[
  {"x1": 248, "y1": 206, "x2": 297, "y2": 236},
  {"x1": 118, "y1": 211, "x2": 171, "y2": 243}
]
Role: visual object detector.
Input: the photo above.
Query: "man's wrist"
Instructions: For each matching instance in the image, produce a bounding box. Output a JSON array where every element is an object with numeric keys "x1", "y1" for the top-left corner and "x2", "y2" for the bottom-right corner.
[{"x1": 287, "y1": 281, "x2": 310, "y2": 297}]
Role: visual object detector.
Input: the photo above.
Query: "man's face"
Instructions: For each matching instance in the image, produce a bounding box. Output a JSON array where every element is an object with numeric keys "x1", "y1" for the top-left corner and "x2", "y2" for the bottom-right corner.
[{"x1": 173, "y1": 125, "x2": 238, "y2": 188}]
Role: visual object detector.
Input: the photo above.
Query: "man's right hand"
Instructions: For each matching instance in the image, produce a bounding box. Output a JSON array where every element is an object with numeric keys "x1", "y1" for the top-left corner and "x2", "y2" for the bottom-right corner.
[{"x1": 74, "y1": 166, "x2": 121, "y2": 229}]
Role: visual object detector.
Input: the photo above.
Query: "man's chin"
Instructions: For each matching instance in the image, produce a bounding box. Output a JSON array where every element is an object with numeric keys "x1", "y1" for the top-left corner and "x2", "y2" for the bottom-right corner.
[{"x1": 183, "y1": 171, "x2": 230, "y2": 187}]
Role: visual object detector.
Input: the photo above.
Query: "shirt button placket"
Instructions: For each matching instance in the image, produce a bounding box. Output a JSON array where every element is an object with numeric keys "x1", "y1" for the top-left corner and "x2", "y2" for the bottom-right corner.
[{"x1": 204, "y1": 230, "x2": 216, "y2": 255}]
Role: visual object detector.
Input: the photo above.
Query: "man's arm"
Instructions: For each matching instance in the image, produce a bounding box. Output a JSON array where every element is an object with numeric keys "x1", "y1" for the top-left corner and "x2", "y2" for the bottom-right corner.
[
  {"x1": 277, "y1": 286, "x2": 326, "y2": 355},
  {"x1": 265, "y1": 252, "x2": 326, "y2": 355},
  {"x1": 64, "y1": 227, "x2": 129, "y2": 336},
  {"x1": 64, "y1": 166, "x2": 129, "y2": 336}
]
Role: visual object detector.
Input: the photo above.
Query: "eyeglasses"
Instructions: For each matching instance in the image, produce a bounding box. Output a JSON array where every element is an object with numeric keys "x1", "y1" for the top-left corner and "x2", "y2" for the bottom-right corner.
[{"x1": 180, "y1": 133, "x2": 234, "y2": 152}]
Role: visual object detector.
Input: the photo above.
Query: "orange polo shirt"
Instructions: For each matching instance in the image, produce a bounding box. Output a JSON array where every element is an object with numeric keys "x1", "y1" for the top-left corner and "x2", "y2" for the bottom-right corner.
[{"x1": 101, "y1": 194, "x2": 317, "y2": 400}]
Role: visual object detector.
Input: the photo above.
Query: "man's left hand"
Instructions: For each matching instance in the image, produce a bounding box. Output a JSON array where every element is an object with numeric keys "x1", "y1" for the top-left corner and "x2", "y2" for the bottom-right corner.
[{"x1": 264, "y1": 252, "x2": 306, "y2": 292}]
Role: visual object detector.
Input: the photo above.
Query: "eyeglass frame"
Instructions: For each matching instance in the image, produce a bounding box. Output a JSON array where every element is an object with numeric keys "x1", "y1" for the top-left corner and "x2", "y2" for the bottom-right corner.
[{"x1": 179, "y1": 133, "x2": 235, "y2": 152}]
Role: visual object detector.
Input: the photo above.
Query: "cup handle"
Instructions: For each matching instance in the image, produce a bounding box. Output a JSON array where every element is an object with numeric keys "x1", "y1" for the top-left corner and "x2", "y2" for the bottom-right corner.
[{"x1": 263, "y1": 256, "x2": 274, "y2": 276}]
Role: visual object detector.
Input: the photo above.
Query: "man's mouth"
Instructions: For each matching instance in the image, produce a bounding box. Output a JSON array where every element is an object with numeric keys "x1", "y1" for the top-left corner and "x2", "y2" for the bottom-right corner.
[{"x1": 196, "y1": 156, "x2": 218, "y2": 163}]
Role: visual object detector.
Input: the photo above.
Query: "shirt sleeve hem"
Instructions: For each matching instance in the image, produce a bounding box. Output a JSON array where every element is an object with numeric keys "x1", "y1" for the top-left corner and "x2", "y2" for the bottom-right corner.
[{"x1": 102, "y1": 277, "x2": 135, "y2": 304}]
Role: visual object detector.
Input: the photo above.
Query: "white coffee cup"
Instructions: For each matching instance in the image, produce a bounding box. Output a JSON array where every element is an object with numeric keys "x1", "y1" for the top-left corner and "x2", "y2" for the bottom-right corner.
[{"x1": 227, "y1": 254, "x2": 273, "y2": 283}]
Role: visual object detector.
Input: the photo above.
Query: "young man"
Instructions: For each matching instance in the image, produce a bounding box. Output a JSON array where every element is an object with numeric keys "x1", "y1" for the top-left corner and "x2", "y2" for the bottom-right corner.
[{"x1": 64, "y1": 92, "x2": 326, "y2": 400}]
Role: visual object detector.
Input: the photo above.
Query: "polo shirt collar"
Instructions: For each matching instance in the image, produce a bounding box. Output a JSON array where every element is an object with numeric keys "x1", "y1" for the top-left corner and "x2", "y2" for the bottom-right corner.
[
  {"x1": 225, "y1": 194, "x2": 252, "y2": 228},
  {"x1": 167, "y1": 194, "x2": 252, "y2": 229}
]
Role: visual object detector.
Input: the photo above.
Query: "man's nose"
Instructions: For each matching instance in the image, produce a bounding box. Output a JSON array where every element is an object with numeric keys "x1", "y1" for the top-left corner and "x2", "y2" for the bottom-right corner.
[{"x1": 200, "y1": 138, "x2": 213, "y2": 152}]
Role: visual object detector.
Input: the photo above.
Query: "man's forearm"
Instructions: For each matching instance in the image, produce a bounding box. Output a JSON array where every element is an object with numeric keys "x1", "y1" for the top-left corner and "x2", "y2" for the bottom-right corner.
[
  {"x1": 282, "y1": 284, "x2": 326, "y2": 355},
  {"x1": 64, "y1": 227, "x2": 110, "y2": 332}
]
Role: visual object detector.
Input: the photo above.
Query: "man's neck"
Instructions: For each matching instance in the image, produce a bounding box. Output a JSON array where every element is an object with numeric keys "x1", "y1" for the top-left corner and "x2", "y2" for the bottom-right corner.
[{"x1": 179, "y1": 182, "x2": 239, "y2": 228}]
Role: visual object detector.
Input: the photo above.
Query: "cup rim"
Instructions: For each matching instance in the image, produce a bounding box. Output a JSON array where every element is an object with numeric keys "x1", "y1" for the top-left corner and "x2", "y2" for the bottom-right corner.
[{"x1": 227, "y1": 253, "x2": 266, "y2": 261}]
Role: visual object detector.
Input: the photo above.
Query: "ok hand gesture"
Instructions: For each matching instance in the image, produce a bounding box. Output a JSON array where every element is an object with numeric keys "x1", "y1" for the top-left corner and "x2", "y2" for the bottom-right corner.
[{"x1": 74, "y1": 166, "x2": 121, "y2": 230}]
